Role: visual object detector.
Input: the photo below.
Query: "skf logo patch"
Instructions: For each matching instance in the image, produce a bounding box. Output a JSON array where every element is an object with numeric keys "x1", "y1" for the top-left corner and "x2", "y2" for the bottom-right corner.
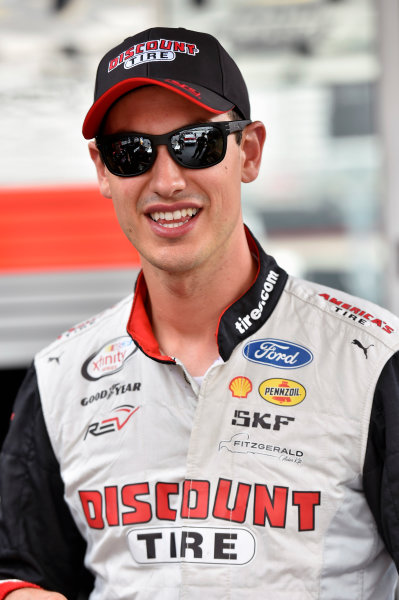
[
  {"x1": 108, "y1": 39, "x2": 199, "y2": 72},
  {"x1": 259, "y1": 379, "x2": 306, "y2": 407},
  {"x1": 229, "y1": 376, "x2": 252, "y2": 398}
]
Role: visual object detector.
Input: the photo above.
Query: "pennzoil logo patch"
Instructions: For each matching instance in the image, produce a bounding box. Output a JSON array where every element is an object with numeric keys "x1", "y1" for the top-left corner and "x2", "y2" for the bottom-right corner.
[{"x1": 259, "y1": 378, "x2": 306, "y2": 407}]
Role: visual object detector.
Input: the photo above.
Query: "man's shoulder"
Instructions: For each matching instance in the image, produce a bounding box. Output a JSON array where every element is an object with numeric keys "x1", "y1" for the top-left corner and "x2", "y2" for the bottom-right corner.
[
  {"x1": 35, "y1": 293, "x2": 134, "y2": 361},
  {"x1": 285, "y1": 275, "x2": 399, "y2": 346}
]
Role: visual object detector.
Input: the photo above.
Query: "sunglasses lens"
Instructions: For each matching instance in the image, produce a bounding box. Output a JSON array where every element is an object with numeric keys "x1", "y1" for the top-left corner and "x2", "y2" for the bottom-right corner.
[
  {"x1": 170, "y1": 125, "x2": 224, "y2": 168},
  {"x1": 101, "y1": 135, "x2": 153, "y2": 176},
  {"x1": 100, "y1": 124, "x2": 227, "y2": 176}
]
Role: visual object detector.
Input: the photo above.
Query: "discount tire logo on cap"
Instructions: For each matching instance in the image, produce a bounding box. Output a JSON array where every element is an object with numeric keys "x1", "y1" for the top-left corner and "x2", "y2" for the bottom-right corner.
[{"x1": 259, "y1": 379, "x2": 306, "y2": 407}]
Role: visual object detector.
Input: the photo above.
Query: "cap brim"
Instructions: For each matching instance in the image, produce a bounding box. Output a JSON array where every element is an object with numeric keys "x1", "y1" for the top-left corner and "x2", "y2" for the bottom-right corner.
[{"x1": 82, "y1": 77, "x2": 234, "y2": 139}]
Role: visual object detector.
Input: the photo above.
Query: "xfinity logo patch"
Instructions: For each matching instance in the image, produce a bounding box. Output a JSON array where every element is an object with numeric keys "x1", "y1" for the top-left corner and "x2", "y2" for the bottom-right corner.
[
  {"x1": 243, "y1": 339, "x2": 313, "y2": 369},
  {"x1": 127, "y1": 526, "x2": 256, "y2": 565},
  {"x1": 81, "y1": 336, "x2": 137, "y2": 381}
]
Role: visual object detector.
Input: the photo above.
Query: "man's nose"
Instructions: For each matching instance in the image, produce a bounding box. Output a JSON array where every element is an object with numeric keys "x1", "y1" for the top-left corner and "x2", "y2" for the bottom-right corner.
[{"x1": 148, "y1": 145, "x2": 186, "y2": 197}]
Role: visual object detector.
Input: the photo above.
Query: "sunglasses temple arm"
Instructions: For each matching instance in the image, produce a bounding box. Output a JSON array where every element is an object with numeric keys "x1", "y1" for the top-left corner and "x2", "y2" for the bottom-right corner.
[{"x1": 226, "y1": 120, "x2": 252, "y2": 133}]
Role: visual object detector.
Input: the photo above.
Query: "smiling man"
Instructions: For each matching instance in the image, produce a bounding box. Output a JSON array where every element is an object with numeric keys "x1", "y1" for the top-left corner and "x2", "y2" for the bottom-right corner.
[
  {"x1": 1, "y1": 26, "x2": 399, "y2": 600},
  {"x1": 88, "y1": 85, "x2": 263, "y2": 376}
]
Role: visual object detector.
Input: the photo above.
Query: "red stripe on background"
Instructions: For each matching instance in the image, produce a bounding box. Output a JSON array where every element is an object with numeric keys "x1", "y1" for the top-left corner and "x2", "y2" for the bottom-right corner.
[{"x1": 0, "y1": 185, "x2": 141, "y2": 273}]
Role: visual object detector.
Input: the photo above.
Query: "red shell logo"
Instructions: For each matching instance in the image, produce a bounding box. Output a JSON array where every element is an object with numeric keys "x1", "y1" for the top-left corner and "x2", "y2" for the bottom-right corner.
[{"x1": 229, "y1": 376, "x2": 252, "y2": 398}]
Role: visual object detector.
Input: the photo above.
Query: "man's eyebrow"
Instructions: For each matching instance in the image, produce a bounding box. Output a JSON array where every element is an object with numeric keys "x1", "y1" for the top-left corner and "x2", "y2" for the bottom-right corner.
[{"x1": 171, "y1": 119, "x2": 216, "y2": 127}]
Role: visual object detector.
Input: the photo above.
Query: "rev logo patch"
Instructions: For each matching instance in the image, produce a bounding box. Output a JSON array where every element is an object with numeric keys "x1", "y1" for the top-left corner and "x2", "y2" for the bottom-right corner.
[{"x1": 84, "y1": 404, "x2": 140, "y2": 439}]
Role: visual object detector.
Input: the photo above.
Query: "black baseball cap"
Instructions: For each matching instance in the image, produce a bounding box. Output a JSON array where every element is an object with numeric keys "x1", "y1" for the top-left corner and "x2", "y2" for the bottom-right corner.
[{"x1": 82, "y1": 26, "x2": 250, "y2": 139}]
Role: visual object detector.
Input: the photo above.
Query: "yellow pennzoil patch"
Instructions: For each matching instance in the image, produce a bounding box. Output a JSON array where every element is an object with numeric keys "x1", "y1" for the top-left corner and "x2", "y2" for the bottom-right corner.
[{"x1": 259, "y1": 378, "x2": 306, "y2": 407}]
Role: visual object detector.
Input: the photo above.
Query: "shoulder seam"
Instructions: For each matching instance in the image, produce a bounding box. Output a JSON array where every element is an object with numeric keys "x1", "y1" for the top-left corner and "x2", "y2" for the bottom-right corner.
[{"x1": 36, "y1": 293, "x2": 134, "y2": 357}]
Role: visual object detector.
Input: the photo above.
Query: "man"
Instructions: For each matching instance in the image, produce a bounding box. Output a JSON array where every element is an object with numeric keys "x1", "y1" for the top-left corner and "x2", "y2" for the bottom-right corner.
[{"x1": 1, "y1": 26, "x2": 399, "y2": 600}]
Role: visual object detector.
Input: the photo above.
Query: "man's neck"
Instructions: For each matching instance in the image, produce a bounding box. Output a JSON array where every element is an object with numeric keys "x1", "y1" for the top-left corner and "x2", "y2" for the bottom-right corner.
[{"x1": 141, "y1": 232, "x2": 257, "y2": 377}]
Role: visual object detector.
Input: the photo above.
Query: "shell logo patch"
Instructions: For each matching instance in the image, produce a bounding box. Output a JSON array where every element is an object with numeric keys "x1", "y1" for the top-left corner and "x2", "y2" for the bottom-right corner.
[
  {"x1": 259, "y1": 379, "x2": 306, "y2": 407},
  {"x1": 229, "y1": 376, "x2": 253, "y2": 398}
]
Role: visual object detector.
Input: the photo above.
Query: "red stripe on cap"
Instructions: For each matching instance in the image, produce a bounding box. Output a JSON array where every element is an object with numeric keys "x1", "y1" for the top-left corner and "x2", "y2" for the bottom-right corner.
[{"x1": 82, "y1": 78, "x2": 232, "y2": 139}]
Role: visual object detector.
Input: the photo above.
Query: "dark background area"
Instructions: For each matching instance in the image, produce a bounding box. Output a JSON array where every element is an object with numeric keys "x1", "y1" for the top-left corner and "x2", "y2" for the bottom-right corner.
[{"x1": 1, "y1": 368, "x2": 27, "y2": 448}]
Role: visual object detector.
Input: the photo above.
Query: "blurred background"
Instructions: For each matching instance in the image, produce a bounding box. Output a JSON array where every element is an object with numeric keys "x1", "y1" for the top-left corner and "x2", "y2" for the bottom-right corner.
[{"x1": 1, "y1": 0, "x2": 399, "y2": 443}]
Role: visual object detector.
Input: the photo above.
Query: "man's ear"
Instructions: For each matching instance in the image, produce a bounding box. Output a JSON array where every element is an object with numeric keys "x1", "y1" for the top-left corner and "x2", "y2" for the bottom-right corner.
[
  {"x1": 88, "y1": 141, "x2": 112, "y2": 199},
  {"x1": 240, "y1": 121, "x2": 266, "y2": 184}
]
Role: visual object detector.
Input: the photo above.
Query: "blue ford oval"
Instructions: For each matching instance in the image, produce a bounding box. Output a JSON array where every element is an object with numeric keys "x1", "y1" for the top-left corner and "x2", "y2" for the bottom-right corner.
[{"x1": 243, "y1": 338, "x2": 313, "y2": 369}]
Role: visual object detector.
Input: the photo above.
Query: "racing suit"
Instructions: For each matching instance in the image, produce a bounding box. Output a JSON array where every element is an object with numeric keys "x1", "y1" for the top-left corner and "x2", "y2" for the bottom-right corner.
[{"x1": 1, "y1": 228, "x2": 399, "y2": 599}]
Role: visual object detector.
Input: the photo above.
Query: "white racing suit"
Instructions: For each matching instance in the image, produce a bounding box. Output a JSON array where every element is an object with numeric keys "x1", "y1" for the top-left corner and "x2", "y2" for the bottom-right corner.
[{"x1": 1, "y1": 228, "x2": 399, "y2": 599}]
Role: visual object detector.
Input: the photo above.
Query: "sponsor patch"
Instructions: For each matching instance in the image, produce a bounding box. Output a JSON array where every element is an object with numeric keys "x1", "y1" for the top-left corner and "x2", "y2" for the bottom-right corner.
[
  {"x1": 231, "y1": 410, "x2": 295, "y2": 430},
  {"x1": 80, "y1": 381, "x2": 141, "y2": 406},
  {"x1": 219, "y1": 432, "x2": 303, "y2": 465},
  {"x1": 108, "y1": 39, "x2": 199, "y2": 73},
  {"x1": 319, "y1": 293, "x2": 395, "y2": 334},
  {"x1": 57, "y1": 314, "x2": 104, "y2": 341},
  {"x1": 229, "y1": 376, "x2": 252, "y2": 398},
  {"x1": 82, "y1": 336, "x2": 137, "y2": 381},
  {"x1": 84, "y1": 404, "x2": 139, "y2": 439},
  {"x1": 79, "y1": 477, "x2": 320, "y2": 532},
  {"x1": 259, "y1": 378, "x2": 306, "y2": 407},
  {"x1": 235, "y1": 270, "x2": 280, "y2": 335},
  {"x1": 243, "y1": 339, "x2": 313, "y2": 369},
  {"x1": 127, "y1": 526, "x2": 256, "y2": 565}
]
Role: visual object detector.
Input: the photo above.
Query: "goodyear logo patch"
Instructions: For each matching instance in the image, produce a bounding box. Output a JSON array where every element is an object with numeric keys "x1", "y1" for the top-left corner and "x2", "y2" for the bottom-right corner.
[{"x1": 259, "y1": 379, "x2": 306, "y2": 407}]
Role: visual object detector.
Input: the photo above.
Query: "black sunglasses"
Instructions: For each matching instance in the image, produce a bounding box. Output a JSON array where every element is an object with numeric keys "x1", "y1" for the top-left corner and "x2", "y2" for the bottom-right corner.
[{"x1": 96, "y1": 120, "x2": 251, "y2": 177}]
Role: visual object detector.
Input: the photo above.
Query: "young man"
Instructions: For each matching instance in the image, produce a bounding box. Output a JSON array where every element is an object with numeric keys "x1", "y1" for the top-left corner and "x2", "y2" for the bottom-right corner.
[{"x1": 1, "y1": 26, "x2": 399, "y2": 600}]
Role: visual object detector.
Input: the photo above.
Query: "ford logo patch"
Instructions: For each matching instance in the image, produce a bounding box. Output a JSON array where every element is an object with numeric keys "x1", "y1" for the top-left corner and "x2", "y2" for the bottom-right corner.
[{"x1": 243, "y1": 338, "x2": 313, "y2": 369}]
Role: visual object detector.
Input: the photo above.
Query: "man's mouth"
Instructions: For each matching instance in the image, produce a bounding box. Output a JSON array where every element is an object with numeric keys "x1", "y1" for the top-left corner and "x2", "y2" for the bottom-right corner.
[{"x1": 149, "y1": 208, "x2": 199, "y2": 229}]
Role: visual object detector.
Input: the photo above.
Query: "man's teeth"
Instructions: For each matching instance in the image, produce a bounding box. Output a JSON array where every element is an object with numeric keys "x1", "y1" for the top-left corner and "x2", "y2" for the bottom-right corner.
[{"x1": 150, "y1": 208, "x2": 199, "y2": 228}]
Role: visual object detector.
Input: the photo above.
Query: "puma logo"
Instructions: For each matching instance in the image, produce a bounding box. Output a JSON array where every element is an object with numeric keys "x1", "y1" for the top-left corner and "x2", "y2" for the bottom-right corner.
[
  {"x1": 352, "y1": 339, "x2": 374, "y2": 359},
  {"x1": 48, "y1": 356, "x2": 61, "y2": 364}
]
